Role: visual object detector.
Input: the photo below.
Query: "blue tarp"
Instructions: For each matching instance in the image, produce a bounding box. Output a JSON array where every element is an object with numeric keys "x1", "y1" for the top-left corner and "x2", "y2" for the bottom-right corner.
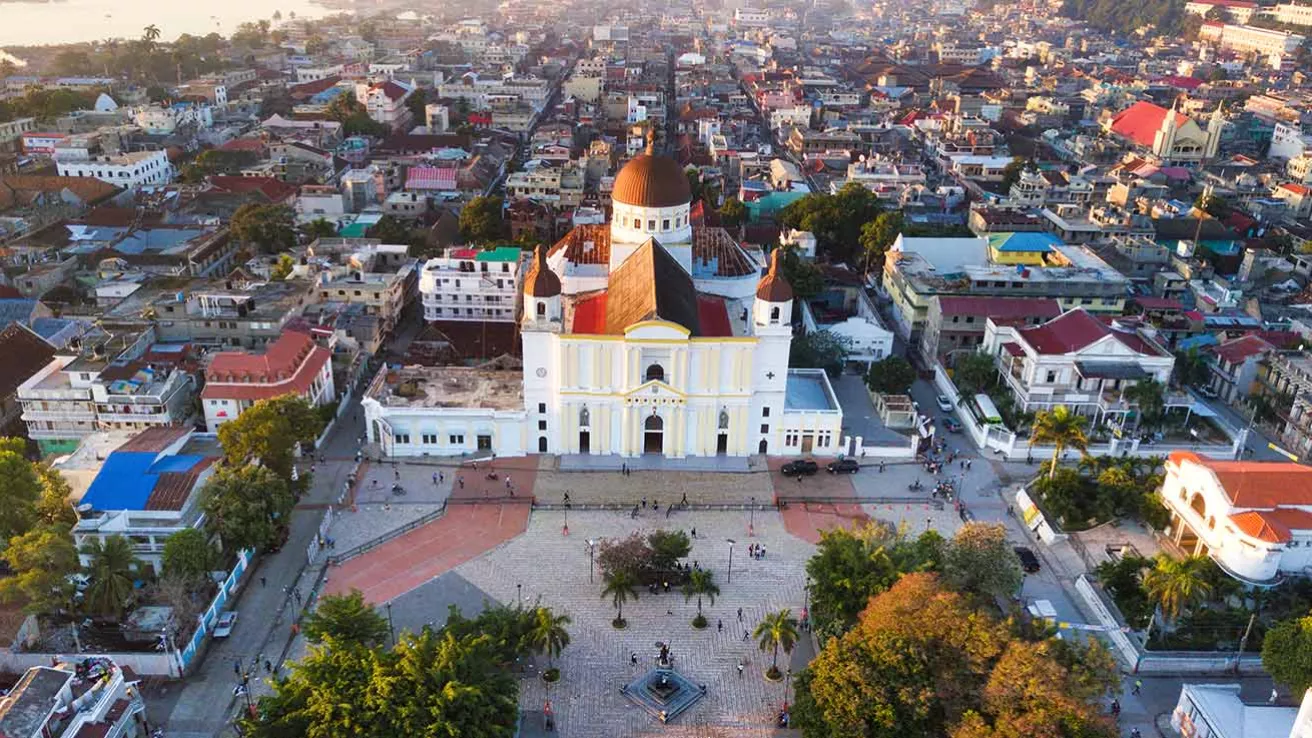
[{"x1": 81, "y1": 452, "x2": 205, "y2": 511}]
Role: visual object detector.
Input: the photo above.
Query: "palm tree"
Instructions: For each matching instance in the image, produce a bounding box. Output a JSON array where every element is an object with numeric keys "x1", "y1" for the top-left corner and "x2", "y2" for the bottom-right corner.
[
  {"x1": 81, "y1": 535, "x2": 140, "y2": 618},
  {"x1": 1030, "y1": 405, "x2": 1089, "y2": 480},
  {"x1": 1142, "y1": 554, "x2": 1214, "y2": 624},
  {"x1": 1124, "y1": 379, "x2": 1167, "y2": 431},
  {"x1": 528, "y1": 607, "x2": 571, "y2": 671},
  {"x1": 682, "y1": 569, "x2": 720, "y2": 626},
  {"x1": 601, "y1": 570, "x2": 638, "y2": 628},
  {"x1": 753, "y1": 609, "x2": 800, "y2": 680}
]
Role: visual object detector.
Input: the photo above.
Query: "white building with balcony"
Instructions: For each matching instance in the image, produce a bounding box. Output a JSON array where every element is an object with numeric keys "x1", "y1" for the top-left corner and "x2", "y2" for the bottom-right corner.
[
  {"x1": 982, "y1": 308, "x2": 1179, "y2": 429},
  {"x1": 0, "y1": 656, "x2": 149, "y2": 738},
  {"x1": 17, "y1": 355, "x2": 98, "y2": 456},
  {"x1": 1161, "y1": 451, "x2": 1312, "y2": 585},
  {"x1": 419, "y1": 246, "x2": 523, "y2": 323},
  {"x1": 54, "y1": 149, "x2": 171, "y2": 190},
  {"x1": 201, "y1": 331, "x2": 335, "y2": 430}
]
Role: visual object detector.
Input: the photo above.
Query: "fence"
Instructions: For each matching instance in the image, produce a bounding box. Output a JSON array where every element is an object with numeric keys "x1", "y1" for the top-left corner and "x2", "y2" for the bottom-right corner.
[
  {"x1": 0, "y1": 650, "x2": 182, "y2": 677},
  {"x1": 1073, "y1": 574, "x2": 1140, "y2": 667},
  {"x1": 327, "y1": 501, "x2": 447, "y2": 566},
  {"x1": 179, "y1": 548, "x2": 254, "y2": 673}
]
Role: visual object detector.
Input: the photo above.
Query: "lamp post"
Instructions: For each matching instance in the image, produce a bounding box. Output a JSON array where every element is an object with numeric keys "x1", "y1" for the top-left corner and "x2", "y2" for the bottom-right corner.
[
  {"x1": 517, "y1": 583, "x2": 523, "y2": 608},
  {"x1": 726, "y1": 539, "x2": 736, "y2": 584},
  {"x1": 586, "y1": 539, "x2": 597, "y2": 583},
  {"x1": 385, "y1": 601, "x2": 396, "y2": 646},
  {"x1": 749, "y1": 496, "x2": 756, "y2": 537}
]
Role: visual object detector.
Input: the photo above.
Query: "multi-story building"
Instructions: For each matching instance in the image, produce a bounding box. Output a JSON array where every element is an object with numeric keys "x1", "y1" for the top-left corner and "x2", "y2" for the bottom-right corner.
[
  {"x1": 920, "y1": 296, "x2": 1063, "y2": 367},
  {"x1": 0, "y1": 324, "x2": 56, "y2": 441},
  {"x1": 54, "y1": 149, "x2": 171, "y2": 189},
  {"x1": 314, "y1": 264, "x2": 412, "y2": 339},
  {"x1": 1269, "y1": 2, "x2": 1312, "y2": 27},
  {"x1": 419, "y1": 247, "x2": 522, "y2": 323},
  {"x1": 356, "y1": 81, "x2": 415, "y2": 131},
  {"x1": 0, "y1": 116, "x2": 36, "y2": 153},
  {"x1": 201, "y1": 330, "x2": 335, "y2": 430},
  {"x1": 1205, "y1": 23, "x2": 1306, "y2": 58},
  {"x1": 1161, "y1": 451, "x2": 1312, "y2": 584},
  {"x1": 981, "y1": 308, "x2": 1178, "y2": 428},
  {"x1": 1206, "y1": 335, "x2": 1276, "y2": 405},
  {"x1": 1185, "y1": 0, "x2": 1258, "y2": 23},
  {"x1": 0, "y1": 657, "x2": 148, "y2": 738},
  {"x1": 152, "y1": 280, "x2": 317, "y2": 349}
]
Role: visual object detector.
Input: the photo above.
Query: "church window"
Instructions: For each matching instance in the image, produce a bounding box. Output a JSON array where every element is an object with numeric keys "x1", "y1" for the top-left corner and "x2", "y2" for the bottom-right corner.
[
  {"x1": 538, "y1": 420, "x2": 547, "y2": 431},
  {"x1": 580, "y1": 408, "x2": 590, "y2": 427},
  {"x1": 662, "y1": 219, "x2": 670, "y2": 230},
  {"x1": 719, "y1": 411, "x2": 730, "y2": 429},
  {"x1": 536, "y1": 302, "x2": 546, "y2": 316},
  {"x1": 770, "y1": 307, "x2": 780, "y2": 321},
  {"x1": 645, "y1": 364, "x2": 665, "y2": 382},
  {"x1": 633, "y1": 218, "x2": 641, "y2": 228},
  {"x1": 648, "y1": 220, "x2": 656, "y2": 230},
  {"x1": 538, "y1": 402, "x2": 547, "y2": 414},
  {"x1": 760, "y1": 424, "x2": 769, "y2": 434},
  {"x1": 762, "y1": 407, "x2": 770, "y2": 418}
]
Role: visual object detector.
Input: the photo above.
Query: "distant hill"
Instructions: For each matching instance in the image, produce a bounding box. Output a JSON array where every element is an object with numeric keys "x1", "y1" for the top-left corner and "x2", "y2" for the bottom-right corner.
[{"x1": 1062, "y1": 0, "x2": 1188, "y2": 35}]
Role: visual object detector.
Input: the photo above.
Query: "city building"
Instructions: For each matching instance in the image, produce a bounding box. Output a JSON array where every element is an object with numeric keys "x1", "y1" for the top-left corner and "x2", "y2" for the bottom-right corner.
[
  {"x1": 54, "y1": 149, "x2": 172, "y2": 189},
  {"x1": 1171, "y1": 684, "x2": 1306, "y2": 738},
  {"x1": 0, "y1": 323, "x2": 56, "y2": 441},
  {"x1": 920, "y1": 296, "x2": 1063, "y2": 367},
  {"x1": 1205, "y1": 335, "x2": 1276, "y2": 405},
  {"x1": 419, "y1": 246, "x2": 522, "y2": 323},
  {"x1": 0, "y1": 657, "x2": 148, "y2": 738},
  {"x1": 201, "y1": 331, "x2": 335, "y2": 429},
  {"x1": 1161, "y1": 451, "x2": 1312, "y2": 584}
]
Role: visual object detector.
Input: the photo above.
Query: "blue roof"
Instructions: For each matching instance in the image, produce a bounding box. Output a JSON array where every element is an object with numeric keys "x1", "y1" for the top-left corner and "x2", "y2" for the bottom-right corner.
[
  {"x1": 988, "y1": 232, "x2": 1061, "y2": 253},
  {"x1": 80, "y1": 451, "x2": 206, "y2": 511},
  {"x1": 0, "y1": 299, "x2": 37, "y2": 328}
]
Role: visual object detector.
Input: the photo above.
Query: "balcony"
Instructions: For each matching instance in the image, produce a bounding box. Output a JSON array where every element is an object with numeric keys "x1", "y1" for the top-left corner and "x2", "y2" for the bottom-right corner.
[
  {"x1": 97, "y1": 412, "x2": 174, "y2": 425},
  {"x1": 22, "y1": 408, "x2": 96, "y2": 422}
]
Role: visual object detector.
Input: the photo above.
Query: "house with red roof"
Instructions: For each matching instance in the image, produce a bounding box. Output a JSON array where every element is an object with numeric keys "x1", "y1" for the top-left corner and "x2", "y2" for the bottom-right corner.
[
  {"x1": 1273, "y1": 182, "x2": 1312, "y2": 219},
  {"x1": 356, "y1": 80, "x2": 415, "y2": 131},
  {"x1": 981, "y1": 308, "x2": 1179, "y2": 428},
  {"x1": 1106, "y1": 101, "x2": 1216, "y2": 164},
  {"x1": 1205, "y1": 334, "x2": 1274, "y2": 405},
  {"x1": 1162, "y1": 451, "x2": 1312, "y2": 584},
  {"x1": 201, "y1": 331, "x2": 334, "y2": 429}
]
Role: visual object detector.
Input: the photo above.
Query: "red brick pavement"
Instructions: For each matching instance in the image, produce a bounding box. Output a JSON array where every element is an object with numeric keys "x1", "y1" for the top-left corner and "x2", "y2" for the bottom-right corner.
[{"x1": 765, "y1": 456, "x2": 872, "y2": 542}]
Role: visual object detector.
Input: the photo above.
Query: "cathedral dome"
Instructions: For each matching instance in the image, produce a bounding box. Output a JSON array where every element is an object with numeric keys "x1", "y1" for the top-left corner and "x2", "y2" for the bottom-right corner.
[
  {"x1": 612, "y1": 153, "x2": 692, "y2": 208},
  {"x1": 756, "y1": 248, "x2": 794, "y2": 302}
]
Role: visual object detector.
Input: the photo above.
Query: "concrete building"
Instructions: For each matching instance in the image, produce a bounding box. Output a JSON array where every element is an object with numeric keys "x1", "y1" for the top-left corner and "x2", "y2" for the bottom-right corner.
[
  {"x1": 54, "y1": 149, "x2": 171, "y2": 189},
  {"x1": 920, "y1": 296, "x2": 1063, "y2": 367},
  {"x1": 201, "y1": 331, "x2": 335, "y2": 430},
  {"x1": 0, "y1": 657, "x2": 148, "y2": 738},
  {"x1": 419, "y1": 246, "x2": 522, "y2": 323}
]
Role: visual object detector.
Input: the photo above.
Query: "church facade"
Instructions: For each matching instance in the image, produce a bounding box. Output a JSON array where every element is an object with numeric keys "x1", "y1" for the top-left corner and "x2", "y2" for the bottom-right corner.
[{"x1": 362, "y1": 149, "x2": 844, "y2": 460}]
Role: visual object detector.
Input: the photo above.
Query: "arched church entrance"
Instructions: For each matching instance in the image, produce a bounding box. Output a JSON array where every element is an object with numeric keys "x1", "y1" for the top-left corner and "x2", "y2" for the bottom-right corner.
[{"x1": 643, "y1": 413, "x2": 664, "y2": 455}]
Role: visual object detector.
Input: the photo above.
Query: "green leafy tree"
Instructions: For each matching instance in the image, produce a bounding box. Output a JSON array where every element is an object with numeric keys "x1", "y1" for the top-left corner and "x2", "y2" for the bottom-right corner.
[
  {"x1": 647, "y1": 529, "x2": 691, "y2": 570},
  {"x1": 952, "y1": 352, "x2": 997, "y2": 397},
  {"x1": 302, "y1": 589, "x2": 391, "y2": 646},
  {"x1": 324, "y1": 92, "x2": 386, "y2": 136},
  {"x1": 1030, "y1": 405, "x2": 1089, "y2": 480},
  {"x1": 999, "y1": 157, "x2": 1028, "y2": 191},
  {"x1": 1094, "y1": 554, "x2": 1153, "y2": 627},
  {"x1": 216, "y1": 394, "x2": 324, "y2": 485},
  {"x1": 682, "y1": 568, "x2": 720, "y2": 626},
  {"x1": 1142, "y1": 554, "x2": 1214, "y2": 624},
  {"x1": 35, "y1": 465, "x2": 77, "y2": 527},
  {"x1": 941, "y1": 523, "x2": 1023, "y2": 599},
  {"x1": 405, "y1": 86, "x2": 428, "y2": 124},
  {"x1": 528, "y1": 606, "x2": 571, "y2": 670},
  {"x1": 459, "y1": 196, "x2": 506, "y2": 244},
  {"x1": 230, "y1": 203, "x2": 297, "y2": 254},
  {"x1": 52, "y1": 50, "x2": 94, "y2": 76},
  {"x1": 1263, "y1": 614, "x2": 1312, "y2": 693},
  {"x1": 200, "y1": 465, "x2": 294, "y2": 552},
  {"x1": 0, "y1": 525, "x2": 79, "y2": 614},
  {"x1": 161, "y1": 528, "x2": 216, "y2": 584},
  {"x1": 717, "y1": 197, "x2": 748, "y2": 229},
  {"x1": 790, "y1": 330, "x2": 851, "y2": 378},
  {"x1": 1124, "y1": 379, "x2": 1167, "y2": 430},
  {"x1": 778, "y1": 245, "x2": 825, "y2": 300},
  {"x1": 365, "y1": 214, "x2": 421, "y2": 245},
  {"x1": 778, "y1": 182, "x2": 883, "y2": 264},
  {"x1": 299, "y1": 218, "x2": 338, "y2": 241},
  {"x1": 804, "y1": 523, "x2": 943, "y2": 637},
  {"x1": 865, "y1": 355, "x2": 916, "y2": 395},
  {"x1": 755, "y1": 608, "x2": 800, "y2": 679},
  {"x1": 858, "y1": 211, "x2": 903, "y2": 272},
  {"x1": 81, "y1": 535, "x2": 141, "y2": 618},
  {"x1": 269, "y1": 253, "x2": 296, "y2": 281},
  {"x1": 601, "y1": 569, "x2": 638, "y2": 627},
  {"x1": 0, "y1": 438, "x2": 41, "y2": 541}
]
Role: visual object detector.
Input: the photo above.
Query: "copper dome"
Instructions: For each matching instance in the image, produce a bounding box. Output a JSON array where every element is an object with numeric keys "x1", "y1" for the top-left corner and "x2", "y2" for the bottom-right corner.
[
  {"x1": 524, "y1": 244, "x2": 561, "y2": 298},
  {"x1": 756, "y1": 248, "x2": 794, "y2": 302},
  {"x1": 612, "y1": 153, "x2": 692, "y2": 208}
]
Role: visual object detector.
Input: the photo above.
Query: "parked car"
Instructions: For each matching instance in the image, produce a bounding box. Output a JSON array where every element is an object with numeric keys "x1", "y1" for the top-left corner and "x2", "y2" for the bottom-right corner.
[
  {"x1": 827, "y1": 458, "x2": 860, "y2": 474},
  {"x1": 942, "y1": 417, "x2": 963, "y2": 433},
  {"x1": 936, "y1": 394, "x2": 955, "y2": 412},
  {"x1": 781, "y1": 459, "x2": 820, "y2": 477},
  {"x1": 1013, "y1": 546, "x2": 1041, "y2": 574},
  {"x1": 1197, "y1": 386, "x2": 1219, "y2": 400},
  {"x1": 213, "y1": 611, "x2": 238, "y2": 638}
]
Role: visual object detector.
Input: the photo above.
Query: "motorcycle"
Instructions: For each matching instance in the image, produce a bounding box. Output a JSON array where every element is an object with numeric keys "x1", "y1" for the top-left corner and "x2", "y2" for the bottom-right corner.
[{"x1": 908, "y1": 480, "x2": 923, "y2": 491}]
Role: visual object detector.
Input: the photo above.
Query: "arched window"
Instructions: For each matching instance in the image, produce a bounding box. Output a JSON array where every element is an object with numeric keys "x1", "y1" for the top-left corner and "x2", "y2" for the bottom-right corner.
[
  {"x1": 645, "y1": 363, "x2": 665, "y2": 382},
  {"x1": 718, "y1": 411, "x2": 730, "y2": 429},
  {"x1": 770, "y1": 306, "x2": 780, "y2": 321},
  {"x1": 579, "y1": 407, "x2": 590, "y2": 427},
  {"x1": 1190, "y1": 493, "x2": 1207, "y2": 519},
  {"x1": 645, "y1": 414, "x2": 663, "y2": 431},
  {"x1": 538, "y1": 436, "x2": 548, "y2": 453}
]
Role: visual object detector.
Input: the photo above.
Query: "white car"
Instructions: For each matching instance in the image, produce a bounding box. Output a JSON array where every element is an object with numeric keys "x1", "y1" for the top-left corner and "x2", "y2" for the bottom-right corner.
[
  {"x1": 213, "y1": 611, "x2": 238, "y2": 638},
  {"x1": 936, "y1": 395, "x2": 955, "y2": 413}
]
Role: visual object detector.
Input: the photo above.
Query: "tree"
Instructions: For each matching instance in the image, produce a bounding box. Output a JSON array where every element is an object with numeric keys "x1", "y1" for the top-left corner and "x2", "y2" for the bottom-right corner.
[
  {"x1": 790, "y1": 331, "x2": 851, "y2": 378},
  {"x1": 596, "y1": 533, "x2": 653, "y2": 581},
  {"x1": 405, "y1": 86, "x2": 428, "y2": 125},
  {"x1": 1094, "y1": 555, "x2": 1153, "y2": 627},
  {"x1": 303, "y1": 589, "x2": 391, "y2": 646},
  {"x1": 0, "y1": 437, "x2": 41, "y2": 541},
  {"x1": 161, "y1": 528, "x2": 216, "y2": 584},
  {"x1": 682, "y1": 569, "x2": 720, "y2": 626},
  {"x1": 528, "y1": 606, "x2": 571, "y2": 671},
  {"x1": 601, "y1": 569, "x2": 638, "y2": 627},
  {"x1": 955, "y1": 641, "x2": 1118, "y2": 738},
  {"x1": 952, "y1": 353, "x2": 996, "y2": 397},
  {"x1": 299, "y1": 218, "x2": 338, "y2": 241},
  {"x1": 459, "y1": 196, "x2": 506, "y2": 244},
  {"x1": 1263, "y1": 614, "x2": 1312, "y2": 694},
  {"x1": 216, "y1": 394, "x2": 324, "y2": 485},
  {"x1": 366, "y1": 214, "x2": 420, "y2": 246},
  {"x1": 754, "y1": 609, "x2": 800, "y2": 679},
  {"x1": 52, "y1": 50, "x2": 94, "y2": 77},
  {"x1": 200, "y1": 465, "x2": 294, "y2": 552},
  {"x1": 269, "y1": 253, "x2": 295, "y2": 281},
  {"x1": 324, "y1": 92, "x2": 386, "y2": 136},
  {"x1": 0, "y1": 525, "x2": 79, "y2": 614},
  {"x1": 999, "y1": 157, "x2": 1028, "y2": 191},
  {"x1": 858, "y1": 211, "x2": 903, "y2": 273},
  {"x1": 1029, "y1": 405, "x2": 1088, "y2": 480},
  {"x1": 1142, "y1": 554, "x2": 1214, "y2": 624},
  {"x1": 35, "y1": 465, "x2": 77, "y2": 527},
  {"x1": 1174, "y1": 349, "x2": 1210, "y2": 387},
  {"x1": 717, "y1": 197, "x2": 748, "y2": 229},
  {"x1": 777, "y1": 182, "x2": 884, "y2": 264},
  {"x1": 230, "y1": 203, "x2": 296, "y2": 254},
  {"x1": 1123, "y1": 379, "x2": 1166, "y2": 430},
  {"x1": 778, "y1": 245, "x2": 825, "y2": 300},
  {"x1": 647, "y1": 529, "x2": 691, "y2": 570},
  {"x1": 941, "y1": 523, "x2": 1023, "y2": 599},
  {"x1": 804, "y1": 523, "x2": 942, "y2": 637},
  {"x1": 865, "y1": 355, "x2": 916, "y2": 395},
  {"x1": 81, "y1": 535, "x2": 140, "y2": 618}
]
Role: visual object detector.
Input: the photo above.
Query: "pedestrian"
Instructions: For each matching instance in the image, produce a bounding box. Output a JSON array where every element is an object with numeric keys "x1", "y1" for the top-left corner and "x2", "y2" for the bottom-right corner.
[
  {"x1": 737, "y1": 607, "x2": 743, "y2": 621},
  {"x1": 394, "y1": 469, "x2": 400, "y2": 481},
  {"x1": 663, "y1": 580, "x2": 670, "y2": 593},
  {"x1": 717, "y1": 619, "x2": 722, "y2": 632},
  {"x1": 1271, "y1": 688, "x2": 1280, "y2": 703},
  {"x1": 737, "y1": 662, "x2": 744, "y2": 677},
  {"x1": 234, "y1": 659, "x2": 241, "y2": 677},
  {"x1": 681, "y1": 492, "x2": 688, "y2": 506},
  {"x1": 631, "y1": 504, "x2": 639, "y2": 519},
  {"x1": 631, "y1": 651, "x2": 638, "y2": 666},
  {"x1": 691, "y1": 527, "x2": 697, "y2": 538},
  {"x1": 1132, "y1": 679, "x2": 1142, "y2": 696},
  {"x1": 458, "y1": 477, "x2": 464, "y2": 490},
  {"x1": 505, "y1": 477, "x2": 511, "y2": 489},
  {"x1": 1130, "y1": 730, "x2": 1141, "y2": 738},
  {"x1": 796, "y1": 474, "x2": 801, "y2": 484},
  {"x1": 264, "y1": 660, "x2": 272, "y2": 674},
  {"x1": 260, "y1": 576, "x2": 266, "y2": 588},
  {"x1": 743, "y1": 629, "x2": 749, "y2": 641},
  {"x1": 665, "y1": 505, "x2": 672, "y2": 518},
  {"x1": 563, "y1": 491, "x2": 571, "y2": 504},
  {"x1": 439, "y1": 470, "x2": 444, "y2": 483},
  {"x1": 433, "y1": 473, "x2": 438, "y2": 485},
  {"x1": 653, "y1": 498, "x2": 659, "y2": 511},
  {"x1": 879, "y1": 461, "x2": 885, "y2": 473},
  {"x1": 966, "y1": 459, "x2": 972, "y2": 470},
  {"x1": 1110, "y1": 699, "x2": 1120, "y2": 716},
  {"x1": 642, "y1": 497, "x2": 647, "y2": 509}
]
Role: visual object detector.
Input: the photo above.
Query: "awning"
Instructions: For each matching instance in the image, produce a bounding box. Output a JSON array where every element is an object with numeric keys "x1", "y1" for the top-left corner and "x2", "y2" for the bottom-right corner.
[{"x1": 1074, "y1": 362, "x2": 1149, "y2": 380}]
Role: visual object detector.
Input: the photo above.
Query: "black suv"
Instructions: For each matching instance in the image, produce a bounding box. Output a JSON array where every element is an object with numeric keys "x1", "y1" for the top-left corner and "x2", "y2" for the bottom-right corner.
[
  {"x1": 826, "y1": 459, "x2": 860, "y2": 474},
  {"x1": 1013, "y1": 546, "x2": 1041, "y2": 574},
  {"x1": 781, "y1": 459, "x2": 820, "y2": 476}
]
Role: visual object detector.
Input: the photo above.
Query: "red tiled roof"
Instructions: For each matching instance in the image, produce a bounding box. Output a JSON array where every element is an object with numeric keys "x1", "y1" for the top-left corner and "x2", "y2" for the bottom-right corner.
[
  {"x1": 1170, "y1": 451, "x2": 1312, "y2": 508},
  {"x1": 570, "y1": 293, "x2": 608, "y2": 334},
  {"x1": 1018, "y1": 309, "x2": 1166, "y2": 357},
  {"x1": 1110, "y1": 101, "x2": 1188, "y2": 149},
  {"x1": 938, "y1": 296, "x2": 1062, "y2": 319},
  {"x1": 0, "y1": 323, "x2": 55, "y2": 399},
  {"x1": 218, "y1": 138, "x2": 267, "y2": 153},
  {"x1": 373, "y1": 81, "x2": 410, "y2": 101},
  {"x1": 1230, "y1": 511, "x2": 1289, "y2": 543},
  {"x1": 202, "y1": 332, "x2": 331, "y2": 402},
  {"x1": 207, "y1": 175, "x2": 297, "y2": 203},
  {"x1": 1278, "y1": 183, "x2": 1311, "y2": 196},
  {"x1": 1210, "y1": 335, "x2": 1273, "y2": 365},
  {"x1": 115, "y1": 427, "x2": 191, "y2": 453},
  {"x1": 146, "y1": 457, "x2": 217, "y2": 511},
  {"x1": 697, "y1": 295, "x2": 733, "y2": 337},
  {"x1": 1132, "y1": 296, "x2": 1184, "y2": 311},
  {"x1": 548, "y1": 224, "x2": 610, "y2": 265}
]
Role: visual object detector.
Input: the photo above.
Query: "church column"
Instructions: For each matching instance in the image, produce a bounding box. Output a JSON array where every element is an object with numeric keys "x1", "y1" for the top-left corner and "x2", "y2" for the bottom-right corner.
[
  {"x1": 563, "y1": 403, "x2": 576, "y2": 454},
  {"x1": 734, "y1": 406, "x2": 748, "y2": 455},
  {"x1": 621, "y1": 404, "x2": 632, "y2": 456},
  {"x1": 673, "y1": 405, "x2": 686, "y2": 458}
]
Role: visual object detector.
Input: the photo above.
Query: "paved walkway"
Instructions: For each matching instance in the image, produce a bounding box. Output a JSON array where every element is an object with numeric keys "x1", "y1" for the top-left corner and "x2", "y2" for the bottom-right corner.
[
  {"x1": 325, "y1": 504, "x2": 530, "y2": 604},
  {"x1": 780, "y1": 502, "x2": 869, "y2": 544}
]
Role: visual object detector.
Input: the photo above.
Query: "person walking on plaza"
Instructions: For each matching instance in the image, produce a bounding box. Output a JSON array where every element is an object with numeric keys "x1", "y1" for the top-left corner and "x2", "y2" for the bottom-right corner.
[
  {"x1": 717, "y1": 619, "x2": 722, "y2": 632},
  {"x1": 737, "y1": 607, "x2": 743, "y2": 622},
  {"x1": 1131, "y1": 679, "x2": 1142, "y2": 695},
  {"x1": 681, "y1": 492, "x2": 688, "y2": 506}
]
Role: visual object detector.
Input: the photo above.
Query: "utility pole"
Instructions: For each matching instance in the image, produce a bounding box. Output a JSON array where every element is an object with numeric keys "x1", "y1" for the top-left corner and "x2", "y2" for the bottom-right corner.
[{"x1": 1233, "y1": 612, "x2": 1257, "y2": 674}]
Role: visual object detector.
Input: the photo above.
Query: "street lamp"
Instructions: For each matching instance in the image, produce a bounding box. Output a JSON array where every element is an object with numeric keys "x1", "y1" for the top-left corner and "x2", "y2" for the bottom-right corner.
[
  {"x1": 586, "y1": 539, "x2": 597, "y2": 583},
  {"x1": 726, "y1": 539, "x2": 736, "y2": 584},
  {"x1": 749, "y1": 496, "x2": 756, "y2": 537},
  {"x1": 385, "y1": 602, "x2": 396, "y2": 646},
  {"x1": 517, "y1": 583, "x2": 523, "y2": 608}
]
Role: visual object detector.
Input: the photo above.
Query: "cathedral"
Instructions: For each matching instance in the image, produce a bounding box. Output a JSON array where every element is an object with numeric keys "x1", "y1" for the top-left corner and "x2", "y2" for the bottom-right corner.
[{"x1": 363, "y1": 148, "x2": 844, "y2": 461}]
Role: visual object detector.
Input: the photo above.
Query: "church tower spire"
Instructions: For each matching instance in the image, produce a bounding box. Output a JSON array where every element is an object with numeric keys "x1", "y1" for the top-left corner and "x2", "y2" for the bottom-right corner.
[{"x1": 1152, "y1": 98, "x2": 1181, "y2": 161}]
